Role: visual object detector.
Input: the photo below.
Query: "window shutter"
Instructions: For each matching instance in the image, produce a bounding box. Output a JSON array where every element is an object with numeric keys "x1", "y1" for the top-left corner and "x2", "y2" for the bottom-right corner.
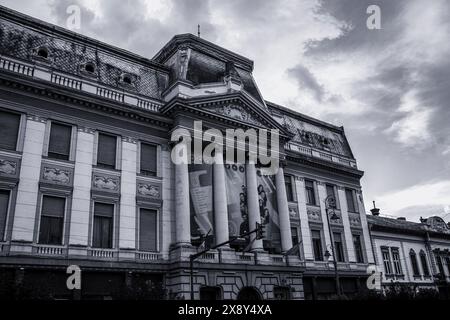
[
  {"x1": 48, "y1": 123, "x2": 72, "y2": 160},
  {"x1": 0, "y1": 111, "x2": 20, "y2": 150},
  {"x1": 139, "y1": 208, "x2": 157, "y2": 251},
  {"x1": 41, "y1": 196, "x2": 65, "y2": 217},
  {"x1": 140, "y1": 143, "x2": 157, "y2": 175},
  {"x1": 0, "y1": 190, "x2": 10, "y2": 240},
  {"x1": 97, "y1": 133, "x2": 117, "y2": 168},
  {"x1": 345, "y1": 189, "x2": 356, "y2": 212}
]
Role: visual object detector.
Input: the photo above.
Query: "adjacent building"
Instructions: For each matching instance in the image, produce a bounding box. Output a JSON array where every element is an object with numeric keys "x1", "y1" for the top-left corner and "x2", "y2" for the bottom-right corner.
[
  {"x1": 0, "y1": 5, "x2": 374, "y2": 300},
  {"x1": 368, "y1": 208, "x2": 450, "y2": 298}
]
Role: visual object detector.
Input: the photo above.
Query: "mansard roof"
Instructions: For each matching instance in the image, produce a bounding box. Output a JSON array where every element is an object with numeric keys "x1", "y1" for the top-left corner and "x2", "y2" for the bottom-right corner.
[
  {"x1": 367, "y1": 215, "x2": 450, "y2": 239},
  {"x1": 0, "y1": 5, "x2": 170, "y2": 101}
]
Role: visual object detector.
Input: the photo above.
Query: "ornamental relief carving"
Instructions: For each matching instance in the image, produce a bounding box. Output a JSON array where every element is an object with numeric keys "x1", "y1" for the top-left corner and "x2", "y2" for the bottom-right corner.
[
  {"x1": 289, "y1": 206, "x2": 298, "y2": 219},
  {"x1": 42, "y1": 167, "x2": 70, "y2": 184},
  {"x1": 137, "y1": 183, "x2": 160, "y2": 198},
  {"x1": 93, "y1": 175, "x2": 119, "y2": 191},
  {"x1": 0, "y1": 159, "x2": 17, "y2": 175},
  {"x1": 207, "y1": 104, "x2": 263, "y2": 126},
  {"x1": 349, "y1": 214, "x2": 361, "y2": 227},
  {"x1": 307, "y1": 207, "x2": 322, "y2": 222}
]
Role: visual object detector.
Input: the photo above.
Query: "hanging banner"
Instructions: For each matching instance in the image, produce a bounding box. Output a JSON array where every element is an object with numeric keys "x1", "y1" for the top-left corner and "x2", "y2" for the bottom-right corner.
[
  {"x1": 225, "y1": 163, "x2": 248, "y2": 242},
  {"x1": 189, "y1": 164, "x2": 214, "y2": 245},
  {"x1": 257, "y1": 170, "x2": 281, "y2": 253}
]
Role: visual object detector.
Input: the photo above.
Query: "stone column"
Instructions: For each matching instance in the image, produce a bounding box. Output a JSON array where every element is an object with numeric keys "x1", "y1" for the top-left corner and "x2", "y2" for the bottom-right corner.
[
  {"x1": 175, "y1": 142, "x2": 190, "y2": 244},
  {"x1": 119, "y1": 137, "x2": 137, "y2": 249},
  {"x1": 296, "y1": 177, "x2": 313, "y2": 260},
  {"x1": 357, "y1": 190, "x2": 375, "y2": 264},
  {"x1": 246, "y1": 162, "x2": 263, "y2": 250},
  {"x1": 12, "y1": 115, "x2": 46, "y2": 242},
  {"x1": 69, "y1": 127, "x2": 95, "y2": 246},
  {"x1": 317, "y1": 182, "x2": 332, "y2": 258},
  {"x1": 337, "y1": 187, "x2": 356, "y2": 262},
  {"x1": 275, "y1": 167, "x2": 293, "y2": 252},
  {"x1": 213, "y1": 150, "x2": 229, "y2": 245}
]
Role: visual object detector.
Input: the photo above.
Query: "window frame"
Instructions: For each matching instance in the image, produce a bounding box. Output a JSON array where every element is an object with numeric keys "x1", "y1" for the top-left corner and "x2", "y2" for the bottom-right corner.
[
  {"x1": 37, "y1": 194, "x2": 67, "y2": 246},
  {"x1": 138, "y1": 141, "x2": 159, "y2": 177},
  {"x1": 381, "y1": 246, "x2": 393, "y2": 275},
  {"x1": 137, "y1": 206, "x2": 159, "y2": 252},
  {"x1": 0, "y1": 189, "x2": 12, "y2": 242},
  {"x1": 345, "y1": 188, "x2": 357, "y2": 213},
  {"x1": 332, "y1": 231, "x2": 346, "y2": 263},
  {"x1": 46, "y1": 121, "x2": 74, "y2": 161},
  {"x1": 311, "y1": 229, "x2": 324, "y2": 261},
  {"x1": 95, "y1": 132, "x2": 119, "y2": 170},
  {"x1": 284, "y1": 175, "x2": 295, "y2": 202},
  {"x1": 409, "y1": 249, "x2": 421, "y2": 277},
  {"x1": 352, "y1": 234, "x2": 365, "y2": 263},
  {"x1": 391, "y1": 247, "x2": 403, "y2": 275},
  {"x1": 419, "y1": 250, "x2": 430, "y2": 276},
  {"x1": 304, "y1": 179, "x2": 317, "y2": 206},
  {"x1": 91, "y1": 201, "x2": 116, "y2": 249},
  {"x1": 0, "y1": 109, "x2": 24, "y2": 152}
]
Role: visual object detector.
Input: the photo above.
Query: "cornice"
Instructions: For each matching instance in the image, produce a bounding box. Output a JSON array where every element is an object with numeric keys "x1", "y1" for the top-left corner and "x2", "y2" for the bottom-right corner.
[{"x1": 0, "y1": 73, "x2": 173, "y2": 130}]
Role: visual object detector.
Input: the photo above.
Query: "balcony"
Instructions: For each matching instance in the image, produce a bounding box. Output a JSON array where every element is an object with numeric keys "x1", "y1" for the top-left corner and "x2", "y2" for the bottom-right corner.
[
  {"x1": 88, "y1": 248, "x2": 116, "y2": 259},
  {"x1": 34, "y1": 244, "x2": 65, "y2": 256}
]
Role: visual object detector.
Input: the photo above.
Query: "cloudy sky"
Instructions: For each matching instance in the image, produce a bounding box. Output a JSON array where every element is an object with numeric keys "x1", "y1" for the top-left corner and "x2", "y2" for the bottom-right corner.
[{"x1": 1, "y1": 0, "x2": 449, "y2": 222}]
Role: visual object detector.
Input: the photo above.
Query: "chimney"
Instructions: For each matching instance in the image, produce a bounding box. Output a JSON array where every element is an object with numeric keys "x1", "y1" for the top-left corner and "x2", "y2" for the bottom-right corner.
[
  {"x1": 370, "y1": 201, "x2": 380, "y2": 216},
  {"x1": 397, "y1": 217, "x2": 406, "y2": 221}
]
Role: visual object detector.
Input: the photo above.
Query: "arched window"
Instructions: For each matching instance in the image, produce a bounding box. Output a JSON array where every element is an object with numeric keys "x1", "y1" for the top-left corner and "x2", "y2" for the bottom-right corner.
[
  {"x1": 37, "y1": 47, "x2": 49, "y2": 59},
  {"x1": 409, "y1": 249, "x2": 420, "y2": 277},
  {"x1": 419, "y1": 250, "x2": 430, "y2": 276}
]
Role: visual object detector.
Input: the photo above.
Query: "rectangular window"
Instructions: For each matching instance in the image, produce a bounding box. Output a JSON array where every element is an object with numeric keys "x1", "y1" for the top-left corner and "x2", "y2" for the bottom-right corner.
[
  {"x1": 326, "y1": 184, "x2": 337, "y2": 208},
  {"x1": 97, "y1": 133, "x2": 117, "y2": 169},
  {"x1": 311, "y1": 230, "x2": 323, "y2": 261},
  {"x1": 0, "y1": 190, "x2": 10, "y2": 241},
  {"x1": 345, "y1": 188, "x2": 356, "y2": 212},
  {"x1": 382, "y1": 247, "x2": 393, "y2": 275},
  {"x1": 291, "y1": 227, "x2": 299, "y2": 246},
  {"x1": 305, "y1": 180, "x2": 316, "y2": 206},
  {"x1": 38, "y1": 196, "x2": 65, "y2": 245},
  {"x1": 420, "y1": 252, "x2": 430, "y2": 276},
  {"x1": 92, "y1": 202, "x2": 114, "y2": 249},
  {"x1": 391, "y1": 248, "x2": 403, "y2": 275},
  {"x1": 48, "y1": 122, "x2": 72, "y2": 160},
  {"x1": 0, "y1": 110, "x2": 21, "y2": 151},
  {"x1": 139, "y1": 208, "x2": 157, "y2": 252},
  {"x1": 333, "y1": 232, "x2": 345, "y2": 262},
  {"x1": 353, "y1": 234, "x2": 364, "y2": 263},
  {"x1": 285, "y1": 175, "x2": 294, "y2": 202},
  {"x1": 140, "y1": 143, "x2": 157, "y2": 176}
]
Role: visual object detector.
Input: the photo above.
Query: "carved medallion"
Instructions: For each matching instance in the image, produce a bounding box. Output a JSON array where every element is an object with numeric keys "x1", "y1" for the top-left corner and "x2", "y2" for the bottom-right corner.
[
  {"x1": 0, "y1": 159, "x2": 16, "y2": 175},
  {"x1": 137, "y1": 184, "x2": 160, "y2": 198},
  {"x1": 43, "y1": 167, "x2": 70, "y2": 184}
]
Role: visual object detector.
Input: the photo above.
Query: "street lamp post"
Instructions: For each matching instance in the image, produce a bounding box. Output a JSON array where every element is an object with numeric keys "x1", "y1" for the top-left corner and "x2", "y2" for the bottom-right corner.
[{"x1": 324, "y1": 195, "x2": 341, "y2": 298}]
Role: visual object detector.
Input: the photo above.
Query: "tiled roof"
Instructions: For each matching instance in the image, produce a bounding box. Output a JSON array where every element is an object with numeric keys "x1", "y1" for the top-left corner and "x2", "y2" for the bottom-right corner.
[{"x1": 367, "y1": 215, "x2": 450, "y2": 237}]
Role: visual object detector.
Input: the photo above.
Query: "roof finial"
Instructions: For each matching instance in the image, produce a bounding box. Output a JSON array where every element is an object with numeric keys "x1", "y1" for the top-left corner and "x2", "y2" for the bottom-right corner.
[
  {"x1": 373, "y1": 200, "x2": 376, "y2": 209},
  {"x1": 197, "y1": 24, "x2": 201, "y2": 38}
]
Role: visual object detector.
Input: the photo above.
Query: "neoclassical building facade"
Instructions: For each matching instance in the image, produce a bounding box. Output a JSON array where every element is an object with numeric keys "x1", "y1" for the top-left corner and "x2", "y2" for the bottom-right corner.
[{"x1": 0, "y1": 6, "x2": 375, "y2": 299}]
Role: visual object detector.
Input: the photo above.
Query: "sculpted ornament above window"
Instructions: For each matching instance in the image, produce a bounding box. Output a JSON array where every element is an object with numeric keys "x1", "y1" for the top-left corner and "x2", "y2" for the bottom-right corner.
[{"x1": 207, "y1": 104, "x2": 264, "y2": 127}]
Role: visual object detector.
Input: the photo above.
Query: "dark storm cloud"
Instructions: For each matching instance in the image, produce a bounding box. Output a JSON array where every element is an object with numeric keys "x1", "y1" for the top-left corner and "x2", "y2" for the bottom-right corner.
[
  {"x1": 48, "y1": 0, "x2": 219, "y2": 57},
  {"x1": 287, "y1": 64, "x2": 325, "y2": 101}
]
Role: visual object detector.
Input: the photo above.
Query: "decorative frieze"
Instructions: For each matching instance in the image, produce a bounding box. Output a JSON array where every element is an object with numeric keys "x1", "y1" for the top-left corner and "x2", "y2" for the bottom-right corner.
[
  {"x1": 42, "y1": 167, "x2": 71, "y2": 184},
  {"x1": 307, "y1": 207, "x2": 322, "y2": 222},
  {"x1": 207, "y1": 104, "x2": 264, "y2": 127},
  {"x1": 77, "y1": 126, "x2": 96, "y2": 134},
  {"x1": 92, "y1": 175, "x2": 120, "y2": 192},
  {"x1": 137, "y1": 183, "x2": 161, "y2": 198},
  {"x1": 349, "y1": 214, "x2": 361, "y2": 227},
  {"x1": 122, "y1": 136, "x2": 137, "y2": 144},
  {"x1": 0, "y1": 159, "x2": 17, "y2": 175}
]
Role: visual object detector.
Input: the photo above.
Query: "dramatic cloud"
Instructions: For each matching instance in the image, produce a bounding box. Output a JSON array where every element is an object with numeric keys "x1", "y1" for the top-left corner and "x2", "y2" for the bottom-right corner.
[{"x1": 1, "y1": 0, "x2": 448, "y2": 221}]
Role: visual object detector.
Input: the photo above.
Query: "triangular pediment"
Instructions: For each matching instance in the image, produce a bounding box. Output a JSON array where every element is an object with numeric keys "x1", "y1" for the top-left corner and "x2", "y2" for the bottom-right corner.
[{"x1": 185, "y1": 92, "x2": 291, "y2": 136}]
